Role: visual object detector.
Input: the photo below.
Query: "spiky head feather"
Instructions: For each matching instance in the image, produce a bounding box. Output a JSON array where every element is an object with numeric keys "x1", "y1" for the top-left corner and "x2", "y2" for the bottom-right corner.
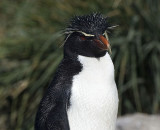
[{"x1": 66, "y1": 13, "x2": 109, "y2": 35}]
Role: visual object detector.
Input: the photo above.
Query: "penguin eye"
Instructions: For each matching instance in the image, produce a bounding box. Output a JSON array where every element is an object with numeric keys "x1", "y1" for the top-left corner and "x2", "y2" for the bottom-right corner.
[{"x1": 80, "y1": 35, "x2": 86, "y2": 41}]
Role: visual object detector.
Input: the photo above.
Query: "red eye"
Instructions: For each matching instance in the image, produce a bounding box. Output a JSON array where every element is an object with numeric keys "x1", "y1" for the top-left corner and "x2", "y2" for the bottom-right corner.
[{"x1": 80, "y1": 36, "x2": 86, "y2": 40}]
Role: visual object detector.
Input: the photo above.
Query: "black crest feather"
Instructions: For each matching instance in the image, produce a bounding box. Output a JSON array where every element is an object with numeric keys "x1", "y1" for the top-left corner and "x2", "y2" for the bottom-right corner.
[{"x1": 66, "y1": 13, "x2": 109, "y2": 35}]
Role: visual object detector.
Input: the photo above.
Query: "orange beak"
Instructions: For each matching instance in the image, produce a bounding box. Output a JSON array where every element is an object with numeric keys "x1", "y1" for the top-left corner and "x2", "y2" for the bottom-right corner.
[{"x1": 94, "y1": 35, "x2": 112, "y2": 54}]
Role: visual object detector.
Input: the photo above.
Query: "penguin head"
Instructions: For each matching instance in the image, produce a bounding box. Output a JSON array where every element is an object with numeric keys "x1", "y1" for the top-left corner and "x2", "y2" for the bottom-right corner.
[{"x1": 64, "y1": 13, "x2": 116, "y2": 58}]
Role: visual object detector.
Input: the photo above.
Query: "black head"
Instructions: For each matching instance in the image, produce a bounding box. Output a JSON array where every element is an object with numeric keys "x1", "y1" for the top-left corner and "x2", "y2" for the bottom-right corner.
[
  {"x1": 64, "y1": 13, "x2": 115, "y2": 58},
  {"x1": 67, "y1": 13, "x2": 109, "y2": 35}
]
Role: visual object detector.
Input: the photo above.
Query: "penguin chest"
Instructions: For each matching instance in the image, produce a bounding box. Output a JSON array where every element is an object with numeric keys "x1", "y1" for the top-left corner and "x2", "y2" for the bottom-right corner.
[{"x1": 67, "y1": 54, "x2": 119, "y2": 130}]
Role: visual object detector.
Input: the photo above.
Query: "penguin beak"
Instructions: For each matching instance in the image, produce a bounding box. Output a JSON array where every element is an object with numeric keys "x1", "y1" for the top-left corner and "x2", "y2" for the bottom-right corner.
[{"x1": 94, "y1": 35, "x2": 112, "y2": 54}]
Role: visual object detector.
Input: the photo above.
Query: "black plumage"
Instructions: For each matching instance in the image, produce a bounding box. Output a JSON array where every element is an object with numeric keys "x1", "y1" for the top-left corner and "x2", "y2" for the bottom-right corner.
[{"x1": 35, "y1": 58, "x2": 82, "y2": 130}]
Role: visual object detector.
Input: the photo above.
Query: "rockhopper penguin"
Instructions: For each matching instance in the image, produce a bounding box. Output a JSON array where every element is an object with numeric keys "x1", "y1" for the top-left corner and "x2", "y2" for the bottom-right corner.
[{"x1": 35, "y1": 13, "x2": 119, "y2": 130}]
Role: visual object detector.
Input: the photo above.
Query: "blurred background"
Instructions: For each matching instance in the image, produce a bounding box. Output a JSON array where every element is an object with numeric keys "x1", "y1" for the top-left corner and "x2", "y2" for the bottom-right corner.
[{"x1": 0, "y1": 0, "x2": 160, "y2": 130}]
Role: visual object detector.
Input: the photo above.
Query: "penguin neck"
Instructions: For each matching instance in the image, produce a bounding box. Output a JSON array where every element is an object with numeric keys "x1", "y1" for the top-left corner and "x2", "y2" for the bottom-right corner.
[
  {"x1": 78, "y1": 52, "x2": 115, "y2": 79},
  {"x1": 63, "y1": 45, "x2": 107, "y2": 60},
  {"x1": 63, "y1": 50, "x2": 114, "y2": 81}
]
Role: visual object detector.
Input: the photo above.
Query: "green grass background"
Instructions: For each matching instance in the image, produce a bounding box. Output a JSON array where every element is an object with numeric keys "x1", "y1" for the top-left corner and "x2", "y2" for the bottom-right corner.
[{"x1": 0, "y1": 0, "x2": 160, "y2": 129}]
